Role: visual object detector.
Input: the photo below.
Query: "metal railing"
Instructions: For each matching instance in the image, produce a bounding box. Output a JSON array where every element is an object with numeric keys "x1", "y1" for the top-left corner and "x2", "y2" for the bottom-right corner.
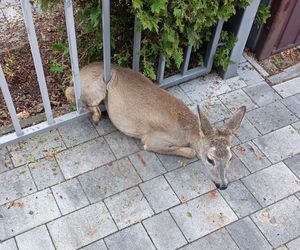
[{"x1": 0, "y1": 0, "x2": 259, "y2": 147}]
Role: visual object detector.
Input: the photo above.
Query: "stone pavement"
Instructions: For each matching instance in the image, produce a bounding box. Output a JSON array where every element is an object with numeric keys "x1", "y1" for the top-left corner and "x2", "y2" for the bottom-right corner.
[{"x1": 1, "y1": 59, "x2": 300, "y2": 250}]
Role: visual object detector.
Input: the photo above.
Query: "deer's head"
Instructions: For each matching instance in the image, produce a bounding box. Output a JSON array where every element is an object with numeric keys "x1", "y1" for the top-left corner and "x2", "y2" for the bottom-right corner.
[{"x1": 197, "y1": 105, "x2": 246, "y2": 190}]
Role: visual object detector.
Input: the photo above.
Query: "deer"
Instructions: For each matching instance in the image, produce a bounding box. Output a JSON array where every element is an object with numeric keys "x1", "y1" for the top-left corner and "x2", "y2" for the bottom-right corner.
[{"x1": 66, "y1": 62, "x2": 246, "y2": 190}]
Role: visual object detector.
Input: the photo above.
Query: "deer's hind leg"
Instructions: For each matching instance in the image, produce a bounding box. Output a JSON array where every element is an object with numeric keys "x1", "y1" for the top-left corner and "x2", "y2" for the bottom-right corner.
[{"x1": 142, "y1": 133, "x2": 196, "y2": 159}]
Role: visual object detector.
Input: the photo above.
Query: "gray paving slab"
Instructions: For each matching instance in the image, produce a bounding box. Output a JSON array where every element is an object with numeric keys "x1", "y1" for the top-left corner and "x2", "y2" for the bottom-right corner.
[
  {"x1": 104, "y1": 223, "x2": 155, "y2": 250},
  {"x1": 224, "y1": 76, "x2": 247, "y2": 90},
  {"x1": 180, "y1": 76, "x2": 231, "y2": 103},
  {"x1": 80, "y1": 240, "x2": 107, "y2": 250},
  {"x1": 242, "y1": 162, "x2": 300, "y2": 206},
  {"x1": 243, "y1": 53, "x2": 269, "y2": 77},
  {"x1": 281, "y1": 93, "x2": 300, "y2": 119},
  {"x1": 287, "y1": 237, "x2": 300, "y2": 250},
  {"x1": 55, "y1": 137, "x2": 115, "y2": 179},
  {"x1": 268, "y1": 63, "x2": 300, "y2": 85},
  {"x1": 104, "y1": 187, "x2": 154, "y2": 229},
  {"x1": 143, "y1": 211, "x2": 187, "y2": 250},
  {"x1": 129, "y1": 151, "x2": 166, "y2": 181},
  {"x1": 0, "y1": 166, "x2": 36, "y2": 206},
  {"x1": 292, "y1": 120, "x2": 300, "y2": 132},
  {"x1": 244, "y1": 81, "x2": 282, "y2": 106},
  {"x1": 246, "y1": 102, "x2": 298, "y2": 134},
  {"x1": 79, "y1": 158, "x2": 141, "y2": 203},
  {"x1": 179, "y1": 228, "x2": 239, "y2": 250},
  {"x1": 168, "y1": 85, "x2": 194, "y2": 106},
  {"x1": 104, "y1": 131, "x2": 139, "y2": 159},
  {"x1": 219, "y1": 89, "x2": 258, "y2": 113},
  {"x1": 28, "y1": 158, "x2": 64, "y2": 190},
  {"x1": 253, "y1": 126, "x2": 300, "y2": 163},
  {"x1": 220, "y1": 180, "x2": 261, "y2": 218},
  {"x1": 273, "y1": 77, "x2": 300, "y2": 98},
  {"x1": 15, "y1": 225, "x2": 55, "y2": 250},
  {"x1": 237, "y1": 62, "x2": 264, "y2": 86},
  {"x1": 232, "y1": 141, "x2": 271, "y2": 173},
  {"x1": 251, "y1": 196, "x2": 300, "y2": 248},
  {"x1": 48, "y1": 202, "x2": 117, "y2": 250},
  {"x1": 0, "y1": 189, "x2": 60, "y2": 241},
  {"x1": 170, "y1": 191, "x2": 238, "y2": 242},
  {"x1": 7, "y1": 130, "x2": 66, "y2": 167},
  {"x1": 156, "y1": 154, "x2": 198, "y2": 171},
  {"x1": 58, "y1": 117, "x2": 99, "y2": 147},
  {"x1": 274, "y1": 246, "x2": 288, "y2": 250},
  {"x1": 140, "y1": 176, "x2": 179, "y2": 213},
  {"x1": 296, "y1": 192, "x2": 300, "y2": 201},
  {"x1": 0, "y1": 147, "x2": 13, "y2": 174},
  {"x1": 284, "y1": 153, "x2": 300, "y2": 179},
  {"x1": 165, "y1": 161, "x2": 215, "y2": 201},
  {"x1": 227, "y1": 153, "x2": 250, "y2": 182},
  {"x1": 227, "y1": 217, "x2": 272, "y2": 250},
  {"x1": 93, "y1": 114, "x2": 116, "y2": 136},
  {"x1": 0, "y1": 239, "x2": 18, "y2": 250},
  {"x1": 51, "y1": 178, "x2": 90, "y2": 215}
]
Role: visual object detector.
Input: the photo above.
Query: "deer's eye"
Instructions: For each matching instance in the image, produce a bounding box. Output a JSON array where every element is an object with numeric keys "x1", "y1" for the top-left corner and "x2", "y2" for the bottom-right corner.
[{"x1": 207, "y1": 156, "x2": 215, "y2": 166}]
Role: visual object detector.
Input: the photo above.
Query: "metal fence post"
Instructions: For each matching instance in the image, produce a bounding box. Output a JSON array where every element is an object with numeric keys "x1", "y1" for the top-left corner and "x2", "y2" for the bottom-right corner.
[
  {"x1": 132, "y1": 17, "x2": 141, "y2": 72},
  {"x1": 220, "y1": 0, "x2": 260, "y2": 79},
  {"x1": 102, "y1": 0, "x2": 111, "y2": 83}
]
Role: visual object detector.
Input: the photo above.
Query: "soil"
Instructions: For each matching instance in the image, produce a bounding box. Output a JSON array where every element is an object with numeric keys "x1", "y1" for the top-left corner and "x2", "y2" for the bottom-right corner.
[{"x1": 245, "y1": 46, "x2": 300, "y2": 75}]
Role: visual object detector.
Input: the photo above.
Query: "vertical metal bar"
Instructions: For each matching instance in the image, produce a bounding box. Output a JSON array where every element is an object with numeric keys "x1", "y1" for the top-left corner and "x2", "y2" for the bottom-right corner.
[
  {"x1": 156, "y1": 55, "x2": 166, "y2": 84},
  {"x1": 204, "y1": 20, "x2": 224, "y2": 70},
  {"x1": 132, "y1": 17, "x2": 141, "y2": 72},
  {"x1": 0, "y1": 65, "x2": 23, "y2": 136},
  {"x1": 20, "y1": 0, "x2": 54, "y2": 124},
  {"x1": 221, "y1": 0, "x2": 260, "y2": 79},
  {"x1": 181, "y1": 45, "x2": 192, "y2": 75},
  {"x1": 64, "y1": 0, "x2": 81, "y2": 113},
  {"x1": 102, "y1": 0, "x2": 111, "y2": 83}
]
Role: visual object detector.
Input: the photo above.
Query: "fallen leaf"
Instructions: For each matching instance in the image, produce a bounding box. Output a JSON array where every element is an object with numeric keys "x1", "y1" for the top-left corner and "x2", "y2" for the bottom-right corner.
[
  {"x1": 262, "y1": 211, "x2": 270, "y2": 218},
  {"x1": 7, "y1": 200, "x2": 24, "y2": 209},
  {"x1": 187, "y1": 212, "x2": 193, "y2": 218},
  {"x1": 17, "y1": 110, "x2": 30, "y2": 119},
  {"x1": 180, "y1": 196, "x2": 187, "y2": 203}
]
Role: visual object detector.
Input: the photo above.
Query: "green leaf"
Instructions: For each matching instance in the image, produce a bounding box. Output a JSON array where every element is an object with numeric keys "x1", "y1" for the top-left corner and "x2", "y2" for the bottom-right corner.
[{"x1": 151, "y1": 0, "x2": 167, "y2": 14}]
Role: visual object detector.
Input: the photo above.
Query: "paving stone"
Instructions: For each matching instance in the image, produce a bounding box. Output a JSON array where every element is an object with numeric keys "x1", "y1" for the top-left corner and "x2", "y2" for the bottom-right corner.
[
  {"x1": 140, "y1": 176, "x2": 179, "y2": 213},
  {"x1": 281, "y1": 93, "x2": 300, "y2": 118},
  {"x1": 0, "y1": 166, "x2": 36, "y2": 206},
  {"x1": 180, "y1": 76, "x2": 231, "y2": 103},
  {"x1": 143, "y1": 211, "x2": 187, "y2": 250},
  {"x1": 104, "y1": 187, "x2": 153, "y2": 229},
  {"x1": 165, "y1": 161, "x2": 215, "y2": 201},
  {"x1": 58, "y1": 117, "x2": 98, "y2": 147},
  {"x1": 246, "y1": 102, "x2": 298, "y2": 134},
  {"x1": 273, "y1": 77, "x2": 300, "y2": 98},
  {"x1": 217, "y1": 117, "x2": 261, "y2": 142},
  {"x1": 287, "y1": 237, "x2": 300, "y2": 250},
  {"x1": 93, "y1": 114, "x2": 116, "y2": 136},
  {"x1": 296, "y1": 192, "x2": 300, "y2": 201},
  {"x1": 170, "y1": 191, "x2": 237, "y2": 242},
  {"x1": 48, "y1": 202, "x2": 117, "y2": 250},
  {"x1": 284, "y1": 153, "x2": 300, "y2": 179},
  {"x1": 275, "y1": 246, "x2": 288, "y2": 250},
  {"x1": 251, "y1": 196, "x2": 300, "y2": 248},
  {"x1": 243, "y1": 53, "x2": 269, "y2": 77},
  {"x1": 227, "y1": 217, "x2": 272, "y2": 250},
  {"x1": 179, "y1": 228, "x2": 239, "y2": 250},
  {"x1": 104, "y1": 131, "x2": 139, "y2": 159},
  {"x1": 81, "y1": 240, "x2": 107, "y2": 250},
  {"x1": 224, "y1": 76, "x2": 247, "y2": 90},
  {"x1": 292, "y1": 120, "x2": 300, "y2": 132},
  {"x1": 8, "y1": 130, "x2": 65, "y2": 167},
  {"x1": 244, "y1": 81, "x2": 282, "y2": 106},
  {"x1": 253, "y1": 126, "x2": 300, "y2": 163},
  {"x1": 268, "y1": 63, "x2": 300, "y2": 85},
  {"x1": 104, "y1": 223, "x2": 155, "y2": 250},
  {"x1": 16, "y1": 225, "x2": 55, "y2": 250},
  {"x1": 218, "y1": 89, "x2": 258, "y2": 112},
  {"x1": 156, "y1": 154, "x2": 197, "y2": 171},
  {"x1": 243, "y1": 162, "x2": 300, "y2": 206},
  {"x1": 237, "y1": 62, "x2": 264, "y2": 86},
  {"x1": 56, "y1": 137, "x2": 115, "y2": 179},
  {"x1": 79, "y1": 158, "x2": 141, "y2": 203},
  {"x1": 129, "y1": 151, "x2": 166, "y2": 181},
  {"x1": 168, "y1": 85, "x2": 194, "y2": 106},
  {"x1": 0, "y1": 239, "x2": 18, "y2": 250},
  {"x1": 220, "y1": 180, "x2": 261, "y2": 218},
  {"x1": 28, "y1": 158, "x2": 64, "y2": 190},
  {"x1": 51, "y1": 178, "x2": 89, "y2": 215},
  {"x1": 227, "y1": 153, "x2": 250, "y2": 182},
  {"x1": 0, "y1": 189, "x2": 60, "y2": 241},
  {"x1": 233, "y1": 141, "x2": 271, "y2": 173},
  {"x1": 0, "y1": 147, "x2": 13, "y2": 174}
]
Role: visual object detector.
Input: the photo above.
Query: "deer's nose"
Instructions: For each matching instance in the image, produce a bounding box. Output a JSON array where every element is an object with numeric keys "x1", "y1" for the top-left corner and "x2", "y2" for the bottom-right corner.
[{"x1": 215, "y1": 183, "x2": 228, "y2": 190}]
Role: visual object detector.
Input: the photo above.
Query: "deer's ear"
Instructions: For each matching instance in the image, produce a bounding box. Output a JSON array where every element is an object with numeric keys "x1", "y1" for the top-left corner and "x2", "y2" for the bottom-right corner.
[
  {"x1": 197, "y1": 105, "x2": 213, "y2": 136},
  {"x1": 225, "y1": 106, "x2": 246, "y2": 134}
]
